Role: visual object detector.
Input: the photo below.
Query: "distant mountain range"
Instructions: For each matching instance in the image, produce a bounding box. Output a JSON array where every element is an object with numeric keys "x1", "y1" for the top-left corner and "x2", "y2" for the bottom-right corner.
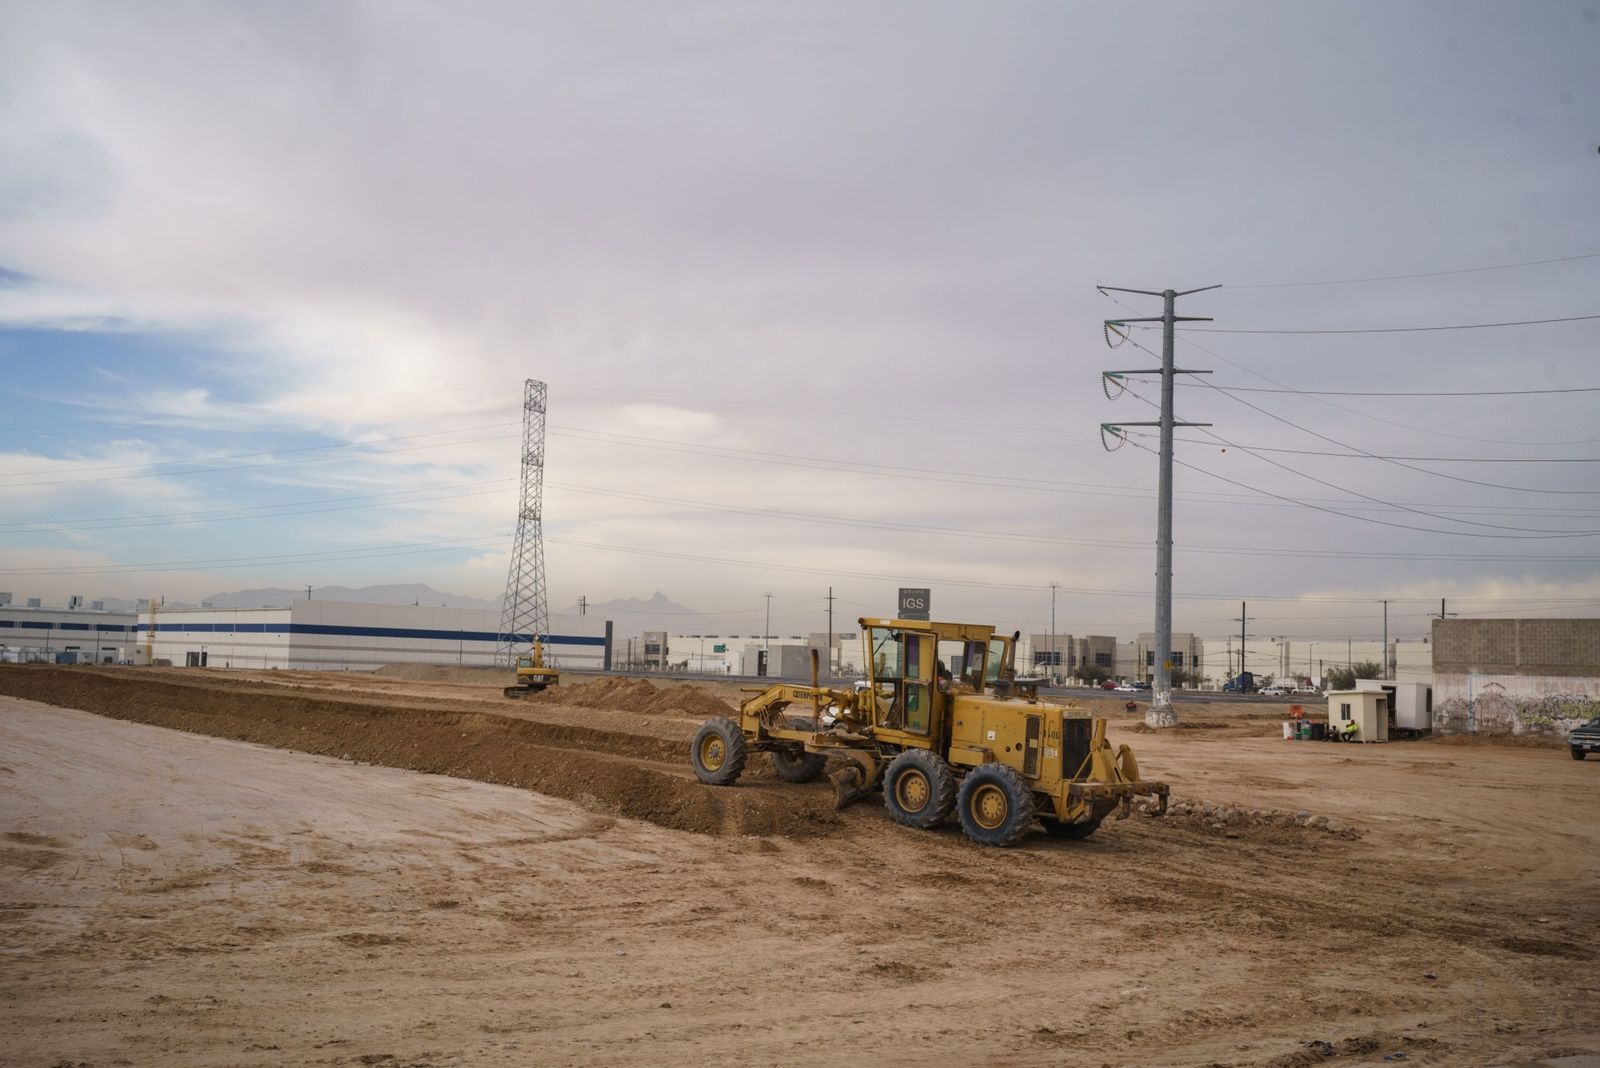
[
  {"x1": 198, "y1": 584, "x2": 503, "y2": 611},
  {"x1": 83, "y1": 586, "x2": 700, "y2": 639}
]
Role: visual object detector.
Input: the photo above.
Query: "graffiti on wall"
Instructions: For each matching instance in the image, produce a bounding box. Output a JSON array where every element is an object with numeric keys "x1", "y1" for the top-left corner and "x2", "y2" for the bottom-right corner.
[{"x1": 1435, "y1": 680, "x2": 1600, "y2": 736}]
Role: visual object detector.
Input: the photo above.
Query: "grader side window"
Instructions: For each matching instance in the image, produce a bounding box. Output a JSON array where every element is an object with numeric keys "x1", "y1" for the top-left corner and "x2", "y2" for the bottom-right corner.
[
  {"x1": 961, "y1": 639, "x2": 988, "y2": 691},
  {"x1": 986, "y1": 638, "x2": 1006, "y2": 685},
  {"x1": 869, "y1": 627, "x2": 903, "y2": 682}
]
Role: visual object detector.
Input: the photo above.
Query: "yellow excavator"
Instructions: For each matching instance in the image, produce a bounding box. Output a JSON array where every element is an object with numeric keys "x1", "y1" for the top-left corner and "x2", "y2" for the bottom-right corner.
[
  {"x1": 689, "y1": 616, "x2": 1167, "y2": 847},
  {"x1": 503, "y1": 642, "x2": 559, "y2": 698}
]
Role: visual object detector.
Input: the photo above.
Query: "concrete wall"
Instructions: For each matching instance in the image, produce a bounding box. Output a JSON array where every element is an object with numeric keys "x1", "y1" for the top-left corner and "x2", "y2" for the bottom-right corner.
[
  {"x1": 1432, "y1": 618, "x2": 1600, "y2": 677},
  {"x1": 1431, "y1": 619, "x2": 1600, "y2": 736}
]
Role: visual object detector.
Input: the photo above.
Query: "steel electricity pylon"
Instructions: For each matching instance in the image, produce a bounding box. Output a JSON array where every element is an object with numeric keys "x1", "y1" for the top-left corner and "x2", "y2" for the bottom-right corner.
[
  {"x1": 497, "y1": 379, "x2": 551, "y2": 668},
  {"x1": 1099, "y1": 283, "x2": 1219, "y2": 727}
]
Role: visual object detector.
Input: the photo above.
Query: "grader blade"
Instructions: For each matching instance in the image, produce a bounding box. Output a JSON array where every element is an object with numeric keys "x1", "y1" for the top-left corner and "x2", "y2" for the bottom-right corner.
[{"x1": 829, "y1": 765, "x2": 868, "y2": 809}]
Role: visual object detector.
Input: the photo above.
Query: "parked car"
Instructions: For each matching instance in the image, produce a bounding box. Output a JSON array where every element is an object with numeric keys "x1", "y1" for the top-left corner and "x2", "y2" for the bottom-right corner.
[
  {"x1": 1292, "y1": 685, "x2": 1320, "y2": 695},
  {"x1": 1570, "y1": 716, "x2": 1600, "y2": 760},
  {"x1": 1260, "y1": 685, "x2": 1292, "y2": 696},
  {"x1": 1114, "y1": 683, "x2": 1138, "y2": 693},
  {"x1": 1100, "y1": 680, "x2": 1117, "y2": 690}
]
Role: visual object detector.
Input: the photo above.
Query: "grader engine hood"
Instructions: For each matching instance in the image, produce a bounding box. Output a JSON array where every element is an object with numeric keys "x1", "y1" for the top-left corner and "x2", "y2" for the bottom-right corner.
[{"x1": 948, "y1": 695, "x2": 1063, "y2": 778}]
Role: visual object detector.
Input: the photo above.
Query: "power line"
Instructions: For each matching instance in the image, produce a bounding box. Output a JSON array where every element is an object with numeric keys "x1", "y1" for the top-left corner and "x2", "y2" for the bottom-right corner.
[
  {"x1": 1178, "y1": 313, "x2": 1600, "y2": 335},
  {"x1": 1184, "y1": 383, "x2": 1600, "y2": 398},
  {"x1": 1159, "y1": 435, "x2": 1600, "y2": 464},
  {"x1": 1109, "y1": 324, "x2": 1600, "y2": 495},
  {"x1": 1173, "y1": 331, "x2": 1600, "y2": 448},
  {"x1": 1223, "y1": 250, "x2": 1600, "y2": 290},
  {"x1": 1112, "y1": 384, "x2": 1600, "y2": 536},
  {"x1": 548, "y1": 534, "x2": 1600, "y2": 603},
  {"x1": 551, "y1": 481, "x2": 1600, "y2": 563},
  {"x1": 1189, "y1": 374, "x2": 1600, "y2": 496},
  {"x1": 1120, "y1": 435, "x2": 1599, "y2": 540}
]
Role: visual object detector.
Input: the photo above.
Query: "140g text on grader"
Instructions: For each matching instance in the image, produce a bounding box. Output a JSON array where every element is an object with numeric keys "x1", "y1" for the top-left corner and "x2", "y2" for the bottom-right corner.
[{"x1": 690, "y1": 617, "x2": 1168, "y2": 847}]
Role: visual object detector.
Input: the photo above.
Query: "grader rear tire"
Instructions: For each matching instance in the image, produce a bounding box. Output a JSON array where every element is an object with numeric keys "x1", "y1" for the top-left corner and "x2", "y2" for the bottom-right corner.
[
  {"x1": 691, "y1": 718, "x2": 748, "y2": 786},
  {"x1": 883, "y1": 749, "x2": 957, "y2": 830},
  {"x1": 956, "y1": 763, "x2": 1035, "y2": 847}
]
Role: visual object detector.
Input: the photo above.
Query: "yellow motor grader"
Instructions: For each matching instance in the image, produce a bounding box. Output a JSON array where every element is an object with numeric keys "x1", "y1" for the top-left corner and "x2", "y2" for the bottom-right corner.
[{"x1": 689, "y1": 617, "x2": 1168, "y2": 847}]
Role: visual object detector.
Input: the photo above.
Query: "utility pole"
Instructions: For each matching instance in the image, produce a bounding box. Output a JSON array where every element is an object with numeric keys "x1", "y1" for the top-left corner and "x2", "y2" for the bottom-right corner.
[
  {"x1": 1100, "y1": 283, "x2": 1219, "y2": 727},
  {"x1": 763, "y1": 592, "x2": 772, "y2": 667},
  {"x1": 1381, "y1": 599, "x2": 1389, "y2": 680},
  {"x1": 1049, "y1": 582, "x2": 1059, "y2": 682},
  {"x1": 826, "y1": 586, "x2": 835, "y2": 678},
  {"x1": 1234, "y1": 601, "x2": 1253, "y2": 678},
  {"x1": 577, "y1": 596, "x2": 588, "y2": 616},
  {"x1": 305, "y1": 585, "x2": 312, "y2": 601}
]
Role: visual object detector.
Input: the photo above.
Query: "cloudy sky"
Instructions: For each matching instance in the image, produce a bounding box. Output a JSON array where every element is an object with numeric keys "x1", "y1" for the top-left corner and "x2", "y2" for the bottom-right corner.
[{"x1": 2, "y1": 0, "x2": 1598, "y2": 642}]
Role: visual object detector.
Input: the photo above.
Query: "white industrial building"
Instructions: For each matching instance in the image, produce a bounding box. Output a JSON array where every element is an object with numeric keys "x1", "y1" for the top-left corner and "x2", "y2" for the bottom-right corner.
[
  {"x1": 0, "y1": 593, "x2": 139, "y2": 663},
  {"x1": 140, "y1": 599, "x2": 611, "y2": 671}
]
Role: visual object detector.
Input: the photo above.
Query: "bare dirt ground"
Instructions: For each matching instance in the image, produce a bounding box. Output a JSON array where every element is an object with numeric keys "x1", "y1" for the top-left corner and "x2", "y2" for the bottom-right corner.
[{"x1": 1, "y1": 664, "x2": 1597, "y2": 1067}]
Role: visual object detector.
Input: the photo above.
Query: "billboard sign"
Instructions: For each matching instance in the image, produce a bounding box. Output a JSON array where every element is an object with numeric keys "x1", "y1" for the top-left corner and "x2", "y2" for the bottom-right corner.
[{"x1": 897, "y1": 587, "x2": 931, "y2": 621}]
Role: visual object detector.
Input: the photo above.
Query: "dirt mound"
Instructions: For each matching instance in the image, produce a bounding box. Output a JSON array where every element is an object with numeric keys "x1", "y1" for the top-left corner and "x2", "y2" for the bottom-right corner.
[
  {"x1": 1126, "y1": 719, "x2": 1229, "y2": 732},
  {"x1": 372, "y1": 663, "x2": 504, "y2": 684},
  {"x1": 536, "y1": 676, "x2": 734, "y2": 718},
  {"x1": 0, "y1": 666, "x2": 831, "y2": 840}
]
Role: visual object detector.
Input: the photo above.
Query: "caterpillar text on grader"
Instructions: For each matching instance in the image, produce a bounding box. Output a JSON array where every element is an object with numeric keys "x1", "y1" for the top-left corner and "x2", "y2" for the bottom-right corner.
[{"x1": 690, "y1": 617, "x2": 1168, "y2": 847}]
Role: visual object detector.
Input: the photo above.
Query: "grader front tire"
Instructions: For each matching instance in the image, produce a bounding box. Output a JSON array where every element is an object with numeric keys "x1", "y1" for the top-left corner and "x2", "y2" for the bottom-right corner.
[
  {"x1": 956, "y1": 763, "x2": 1035, "y2": 847},
  {"x1": 691, "y1": 717, "x2": 748, "y2": 786},
  {"x1": 882, "y1": 749, "x2": 957, "y2": 830}
]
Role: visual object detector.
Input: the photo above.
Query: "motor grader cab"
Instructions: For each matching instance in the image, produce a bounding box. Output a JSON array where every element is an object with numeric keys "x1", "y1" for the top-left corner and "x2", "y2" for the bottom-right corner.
[
  {"x1": 503, "y1": 642, "x2": 559, "y2": 698},
  {"x1": 689, "y1": 617, "x2": 1168, "y2": 847}
]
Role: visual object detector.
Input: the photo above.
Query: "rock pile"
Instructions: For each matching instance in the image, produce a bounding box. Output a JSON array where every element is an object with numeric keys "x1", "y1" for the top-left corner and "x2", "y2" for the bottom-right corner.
[{"x1": 1142, "y1": 798, "x2": 1359, "y2": 838}]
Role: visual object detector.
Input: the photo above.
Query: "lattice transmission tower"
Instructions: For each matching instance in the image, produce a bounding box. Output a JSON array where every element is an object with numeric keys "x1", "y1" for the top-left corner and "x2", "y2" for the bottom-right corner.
[{"x1": 497, "y1": 379, "x2": 550, "y2": 667}]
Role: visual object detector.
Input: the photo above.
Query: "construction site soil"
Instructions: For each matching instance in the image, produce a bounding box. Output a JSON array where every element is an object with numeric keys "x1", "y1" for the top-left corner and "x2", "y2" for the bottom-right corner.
[{"x1": 1, "y1": 664, "x2": 1596, "y2": 1068}]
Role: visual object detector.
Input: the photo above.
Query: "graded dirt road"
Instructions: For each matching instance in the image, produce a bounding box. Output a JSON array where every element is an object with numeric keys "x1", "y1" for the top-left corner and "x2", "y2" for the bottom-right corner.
[{"x1": 1, "y1": 666, "x2": 1597, "y2": 1067}]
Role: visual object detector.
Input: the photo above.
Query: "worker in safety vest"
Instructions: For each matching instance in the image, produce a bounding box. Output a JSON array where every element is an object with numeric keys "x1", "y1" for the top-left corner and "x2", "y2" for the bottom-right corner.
[{"x1": 1340, "y1": 719, "x2": 1360, "y2": 741}]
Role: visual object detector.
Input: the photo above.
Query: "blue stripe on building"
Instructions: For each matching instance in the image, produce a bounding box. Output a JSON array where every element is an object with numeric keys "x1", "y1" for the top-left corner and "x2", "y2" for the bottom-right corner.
[
  {"x1": 134, "y1": 622, "x2": 604, "y2": 646},
  {"x1": 0, "y1": 620, "x2": 129, "y2": 632}
]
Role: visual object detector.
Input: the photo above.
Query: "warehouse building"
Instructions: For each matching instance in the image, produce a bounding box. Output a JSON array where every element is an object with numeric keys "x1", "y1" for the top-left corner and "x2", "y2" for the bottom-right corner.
[
  {"x1": 0, "y1": 593, "x2": 138, "y2": 664},
  {"x1": 139, "y1": 599, "x2": 611, "y2": 672}
]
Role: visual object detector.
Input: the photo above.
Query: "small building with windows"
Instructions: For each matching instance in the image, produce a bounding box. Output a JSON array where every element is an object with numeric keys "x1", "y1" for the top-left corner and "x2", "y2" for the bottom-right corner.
[
  {"x1": 1134, "y1": 631, "x2": 1202, "y2": 683},
  {"x1": 1327, "y1": 690, "x2": 1389, "y2": 742}
]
